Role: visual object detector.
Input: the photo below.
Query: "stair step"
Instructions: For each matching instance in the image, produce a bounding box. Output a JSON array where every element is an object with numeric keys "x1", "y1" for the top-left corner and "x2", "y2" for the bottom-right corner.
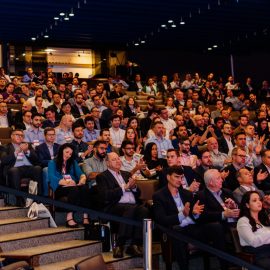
[
  {"x1": 0, "y1": 206, "x2": 28, "y2": 219},
  {"x1": 1, "y1": 240, "x2": 102, "y2": 266},
  {"x1": 0, "y1": 227, "x2": 84, "y2": 252},
  {"x1": 0, "y1": 198, "x2": 5, "y2": 207},
  {"x1": 0, "y1": 217, "x2": 49, "y2": 235}
]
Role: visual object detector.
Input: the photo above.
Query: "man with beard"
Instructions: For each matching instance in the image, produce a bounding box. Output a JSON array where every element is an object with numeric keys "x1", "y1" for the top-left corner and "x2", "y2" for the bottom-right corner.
[
  {"x1": 24, "y1": 113, "x2": 45, "y2": 147},
  {"x1": 179, "y1": 136, "x2": 198, "y2": 169},
  {"x1": 218, "y1": 123, "x2": 234, "y2": 155},
  {"x1": 71, "y1": 123, "x2": 91, "y2": 164},
  {"x1": 71, "y1": 93, "x2": 90, "y2": 119},
  {"x1": 83, "y1": 140, "x2": 108, "y2": 182}
]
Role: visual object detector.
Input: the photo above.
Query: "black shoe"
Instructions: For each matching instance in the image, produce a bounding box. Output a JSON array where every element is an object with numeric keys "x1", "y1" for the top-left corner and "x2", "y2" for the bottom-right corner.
[
  {"x1": 125, "y1": 245, "x2": 143, "y2": 257},
  {"x1": 16, "y1": 196, "x2": 25, "y2": 207},
  {"x1": 113, "y1": 246, "x2": 124, "y2": 258},
  {"x1": 66, "y1": 219, "x2": 79, "y2": 228}
]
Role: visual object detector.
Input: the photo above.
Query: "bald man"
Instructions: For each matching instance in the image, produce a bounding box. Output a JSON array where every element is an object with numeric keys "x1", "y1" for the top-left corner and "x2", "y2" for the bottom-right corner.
[{"x1": 96, "y1": 152, "x2": 148, "y2": 258}]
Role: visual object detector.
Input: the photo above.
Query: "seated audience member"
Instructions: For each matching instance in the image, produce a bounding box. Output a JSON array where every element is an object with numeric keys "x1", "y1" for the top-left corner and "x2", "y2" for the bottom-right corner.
[
  {"x1": 42, "y1": 106, "x2": 60, "y2": 128},
  {"x1": 22, "y1": 67, "x2": 37, "y2": 83},
  {"x1": 90, "y1": 107, "x2": 102, "y2": 130},
  {"x1": 233, "y1": 115, "x2": 249, "y2": 136},
  {"x1": 233, "y1": 168, "x2": 265, "y2": 204},
  {"x1": 35, "y1": 127, "x2": 60, "y2": 196},
  {"x1": 194, "y1": 150, "x2": 214, "y2": 182},
  {"x1": 120, "y1": 140, "x2": 149, "y2": 178},
  {"x1": 213, "y1": 117, "x2": 224, "y2": 137},
  {"x1": 139, "y1": 109, "x2": 158, "y2": 138},
  {"x1": 15, "y1": 110, "x2": 32, "y2": 130},
  {"x1": 237, "y1": 191, "x2": 270, "y2": 270},
  {"x1": 159, "y1": 107, "x2": 176, "y2": 133},
  {"x1": 99, "y1": 128, "x2": 118, "y2": 154},
  {"x1": 198, "y1": 169, "x2": 240, "y2": 225},
  {"x1": 178, "y1": 136, "x2": 198, "y2": 169},
  {"x1": 109, "y1": 114, "x2": 125, "y2": 149},
  {"x1": 71, "y1": 93, "x2": 90, "y2": 119},
  {"x1": 222, "y1": 147, "x2": 252, "y2": 191},
  {"x1": 83, "y1": 116, "x2": 100, "y2": 143},
  {"x1": 153, "y1": 166, "x2": 227, "y2": 270},
  {"x1": 24, "y1": 113, "x2": 45, "y2": 147},
  {"x1": 83, "y1": 140, "x2": 107, "y2": 182},
  {"x1": 100, "y1": 99, "x2": 119, "y2": 129},
  {"x1": 218, "y1": 123, "x2": 234, "y2": 155},
  {"x1": 71, "y1": 123, "x2": 91, "y2": 164},
  {"x1": 32, "y1": 96, "x2": 46, "y2": 116},
  {"x1": 207, "y1": 137, "x2": 229, "y2": 169},
  {"x1": 145, "y1": 121, "x2": 173, "y2": 158},
  {"x1": 123, "y1": 97, "x2": 140, "y2": 118},
  {"x1": 165, "y1": 97, "x2": 177, "y2": 118},
  {"x1": 210, "y1": 100, "x2": 223, "y2": 120},
  {"x1": 0, "y1": 129, "x2": 42, "y2": 206},
  {"x1": 96, "y1": 152, "x2": 149, "y2": 258},
  {"x1": 60, "y1": 101, "x2": 75, "y2": 122},
  {"x1": 109, "y1": 83, "x2": 124, "y2": 100},
  {"x1": 88, "y1": 94, "x2": 107, "y2": 113},
  {"x1": 0, "y1": 102, "x2": 13, "y2": 127},
  {"x1": 124, "y1": 127, "x2": 142, "y2": 153},
  {"x1": 147, "y1": 116, "x2": 169, "y2": 140},
  {"x1": 2, "y1": 83, "x2": 20, "y2": 104},
  {"x1": 14, "y1": 101, "x2": 32, "y2": 123},
  {"x1": 159, "y1": 149, "x2": 200, "y2": 192},
  {"x1": 254, "y1": 149, "x2": 270, "y2": 192},
  {"x1": 48, "y1": 143, "x2": 90, "y2": 228},
  {"x1": 55, "y1": 115, "x2": 74, "y2": 145},
  {"x1": 143, "y1": 142, "x2": 167, "y2": 179}
]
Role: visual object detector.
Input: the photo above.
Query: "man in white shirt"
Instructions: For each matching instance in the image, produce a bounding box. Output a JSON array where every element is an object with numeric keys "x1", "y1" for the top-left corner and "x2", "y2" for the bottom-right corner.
[
  {"x1": 109, "y1": 115, "x2": 125, "y2": 148},
  {"x1": 159, "y1": 107, "x2": 176, "y2": 133}
]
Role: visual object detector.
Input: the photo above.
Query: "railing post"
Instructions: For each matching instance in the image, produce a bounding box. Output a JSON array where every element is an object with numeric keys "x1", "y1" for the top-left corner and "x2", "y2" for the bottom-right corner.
[{"x1": 143, "y1": 218, "x2": 152, "y2": 270}]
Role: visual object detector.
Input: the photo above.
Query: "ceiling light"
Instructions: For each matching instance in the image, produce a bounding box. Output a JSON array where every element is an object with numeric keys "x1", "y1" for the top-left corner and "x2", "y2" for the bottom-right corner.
[
  {"x1": 44, "y1": 35, "x2": 49, "y2": 38},
  {"x1": 45, "y1": 49, "x2": 56, "y2": 53},
  {"x1": 141, "y1": 40, "x2": 145, "y2": 44},
  {"x1": 208, "y1": 47, "x2": 212, "y2": 51},
  {"x1": 171, "y1": 24, "x2": 176, "y2": 28},
  {"x1": 31, "y1": 37, "x2": 36, "y2": 41},
  {"x1": 213, "y1": 45, "x2": 218, "y2": 48},
  {"x1": 15, "y1": 58, "x2": 19, "y2": 60},
  {"x1": 161, "y1": 24, "x2": 166, "y2": 28},
  {"x1": 180, "y1": 21, "x2": 185, "y2": 25},
  {"x1": 22, "y1": 53, "x2": 26, "y2": 56},
  {"x1": 168, "y1": 20, "x2": 173, "y2": 23},
  {"x1": 134, "y1": 43, "x2": 139, "y2": 46},
  {"x1": 54, "y1": 17, "x2": 59, "y2": 20},
  {"x1": 64, "y1": 16, "x2": 69, "y2": 21},
  {"x1": 69, "y1": 8, "x2": 75, "y2": 16},
  {"x1": 59, "y1": 12, "x2": 65, "y2": 16}
]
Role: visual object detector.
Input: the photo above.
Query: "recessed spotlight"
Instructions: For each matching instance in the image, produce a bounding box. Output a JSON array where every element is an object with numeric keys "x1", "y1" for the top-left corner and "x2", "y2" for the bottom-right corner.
[
  {"x1": 213, "y1": 45, "x2": 218, "y2": 48},
  {"x1": 141, "y1": 40, "x2": 145, "y2": 44},
  {"x1": 180, "y1": 21, "x2": 185, "y2": 25},
  {"x1": 22, "y1": 53, "x2": 26, "y2": 56},
  {"x1": 64, "y1": 16, "x2": 69, "y2": 21},
  {"x1": 161, "y1": 24, "x2": 166, "y2": 28},
  {"x1": 171, "y1": 24, "x2": 176, "y2": 28},
  {"x1": 69, "y1": 8, "x2": 75, "y2": 16},
  {"x1": 134, "y1": 43, "x2": 139, "y2": 46},
  {"x1": 31, "y1": 37, "x2": 36, "y2": 41},
  {"x1": 208, "y1": 47, "x2": 212, "y2": 51},
  {"x1": 59, "y1": 12, "x2": 65, "y2": 16},
  {"x1": 15, "y1": 58, "x2": 19, "y2": 60},
  {"x1": 44, "y1": 35, "x2": 49, "y2": 38},
  {"x1": 168, "y1": 20, "x2": 173, "y2": 23},
  {"x1": 54, "y1": 17, "x2": 59, "y2": 20}
]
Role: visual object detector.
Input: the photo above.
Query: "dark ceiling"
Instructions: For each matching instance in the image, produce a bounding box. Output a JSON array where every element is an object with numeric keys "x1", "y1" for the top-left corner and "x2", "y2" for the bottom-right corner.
[{"x1": 0, "y1": 0, "x2": 269, "y2": 52}]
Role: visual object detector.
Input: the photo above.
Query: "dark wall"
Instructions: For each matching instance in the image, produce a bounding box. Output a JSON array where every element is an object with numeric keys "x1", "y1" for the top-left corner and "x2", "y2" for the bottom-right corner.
[{"x1": 127, "y1": 49, "x2": 270, "y2": 85}]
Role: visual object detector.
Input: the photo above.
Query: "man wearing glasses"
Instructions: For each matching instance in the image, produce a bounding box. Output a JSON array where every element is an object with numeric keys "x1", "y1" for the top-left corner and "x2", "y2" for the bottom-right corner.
[{"x1": 0, "y1": 129, "x2": 42, "y2": 206}]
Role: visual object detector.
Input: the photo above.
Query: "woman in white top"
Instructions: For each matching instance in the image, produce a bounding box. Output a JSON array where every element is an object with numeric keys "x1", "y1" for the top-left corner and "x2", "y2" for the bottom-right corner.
[{"x1": 237, "y1": 191, "x2": 270, "y2": 269}]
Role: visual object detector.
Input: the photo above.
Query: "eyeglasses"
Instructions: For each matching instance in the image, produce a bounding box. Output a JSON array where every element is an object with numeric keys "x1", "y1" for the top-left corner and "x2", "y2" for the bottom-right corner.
[
  {"x1": 13, "y1": 134, "x2": 24, "y2": 137},
  {"x1": 237, "y1": 154, "x2": 246, "y2": 158}
]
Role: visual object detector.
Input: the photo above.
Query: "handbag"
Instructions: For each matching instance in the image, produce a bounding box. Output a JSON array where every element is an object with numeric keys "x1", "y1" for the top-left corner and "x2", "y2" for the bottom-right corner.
[
  {"x1": 27, "y1": 202, "x2": 57, "y2": 227},
  {"x1": 25, "y1": 180, "x2": 38, "y2": 208}
]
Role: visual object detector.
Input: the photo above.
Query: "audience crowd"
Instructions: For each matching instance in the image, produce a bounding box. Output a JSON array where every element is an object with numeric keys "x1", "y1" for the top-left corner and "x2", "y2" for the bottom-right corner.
[{"x1": 1, "y1": 68, "x2": 270, "y2": 268}]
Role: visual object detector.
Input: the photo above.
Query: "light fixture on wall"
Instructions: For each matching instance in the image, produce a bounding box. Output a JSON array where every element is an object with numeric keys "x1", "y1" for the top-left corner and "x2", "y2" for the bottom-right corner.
[
  {"x1": 44, "y1": 35, "x2": 49, "y2": 38},
  {"x1": 54, "y1": 17, "x2": 59, "y2": 20},
  {"x1": 64, "y1": 15, "x2": 69, "y2": 21},
  {"x1": 59, "y1": 12, "x2": 65, "y2": 16},
  {"x1": 69, "y1": 8, "x2": 75, "y2": 16}
]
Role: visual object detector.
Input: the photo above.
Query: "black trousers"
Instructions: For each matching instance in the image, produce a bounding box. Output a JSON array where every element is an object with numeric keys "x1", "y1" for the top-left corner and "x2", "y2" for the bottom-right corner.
[
  {"x1": 106, "y1": 203, "x2": 149, "y2": 246},
  {"x1": 55, "y1": 185, "x2": 91, "y2": 209},
  {"x1": 172, "y1": 222, "x2": 227, "y2": 270},
  {"x1": 7, "y1": 165, "x2": 43, "y2": 195}
]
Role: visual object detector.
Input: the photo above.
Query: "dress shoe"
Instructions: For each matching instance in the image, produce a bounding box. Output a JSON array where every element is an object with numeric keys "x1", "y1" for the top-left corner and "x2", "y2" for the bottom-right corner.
[
  {"x1": 66, "y1": 219, "x2": 79, "y2": 228},
  {"x1": 125, "y1": 244, "x2": 143, "y2": 257},
  {"x1": 113, "y1": 246, "x2": 124, "y2": 258}
]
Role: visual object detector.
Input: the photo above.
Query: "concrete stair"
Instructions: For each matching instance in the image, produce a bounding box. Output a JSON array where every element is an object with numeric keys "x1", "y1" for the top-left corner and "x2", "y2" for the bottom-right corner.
[{"x1": 0, "y1": 199, "x2": 159, "y2": 269}]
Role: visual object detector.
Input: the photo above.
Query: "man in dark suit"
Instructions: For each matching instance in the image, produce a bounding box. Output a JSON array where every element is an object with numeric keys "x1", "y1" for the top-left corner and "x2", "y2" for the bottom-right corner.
[
  {"x1": 153, "y1": 166, "x2": 227, "y2": 270},
  {"x1": 0, "y1": 102, "x2": 14, "y2": 127},
  {"x1": 0, "y1": 129, "x2": 42, "y2": 205},
  {"x1": 100, "y1": 99, "x2": 119, "y2": 129},
  {"x1": 35, "y1": 127, "x2": 60, "y2": 196},
  {"x1": 42, "y1": 106, "x2": 60, "y2": 129},
  {"x1": 96, "y1": 152, "x2": 148, "y2": 258},
  {"x1": 218, "y1": 123, "x2": 234, "y2": 155},
  {"x1": 197, "y1": 169, "x2": 239, "y2": 225},
  {"x1": 71, "y1": 93, "x2": 90, "y2": 119},
  {"x1": 254, "y1": 149, "x2": 270, "y2": 192}
]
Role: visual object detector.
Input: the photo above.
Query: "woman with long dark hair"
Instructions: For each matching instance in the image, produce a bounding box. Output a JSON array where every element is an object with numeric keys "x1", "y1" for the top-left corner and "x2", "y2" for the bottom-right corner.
[
  {"x1": 237, "y1": 191, "x2": 270, "y2": 269},
  {"x1": 143, "y1": 142, "x2": 166, "y2": 179},
  {"x1": 48, "y1": 143, "x2": 90, "y2": 228},
  {"x1": 123, "y1": 97, "x2": 140, "y2": 118}
]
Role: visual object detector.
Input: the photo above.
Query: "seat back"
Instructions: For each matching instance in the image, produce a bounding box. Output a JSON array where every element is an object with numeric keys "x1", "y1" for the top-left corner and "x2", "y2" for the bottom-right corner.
[
  {"x1": 1, "y1": 261, "x2": 29, "y2": 270},
  {"x1": 75, "y1": 254, "x2": 107, "y2": 270},
  {"x1": 0, "y1": 127, "x2": 12, "y2": 139},
  {"x1": 230, "y1": 227, "x2": 243, "y2": 254}
]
